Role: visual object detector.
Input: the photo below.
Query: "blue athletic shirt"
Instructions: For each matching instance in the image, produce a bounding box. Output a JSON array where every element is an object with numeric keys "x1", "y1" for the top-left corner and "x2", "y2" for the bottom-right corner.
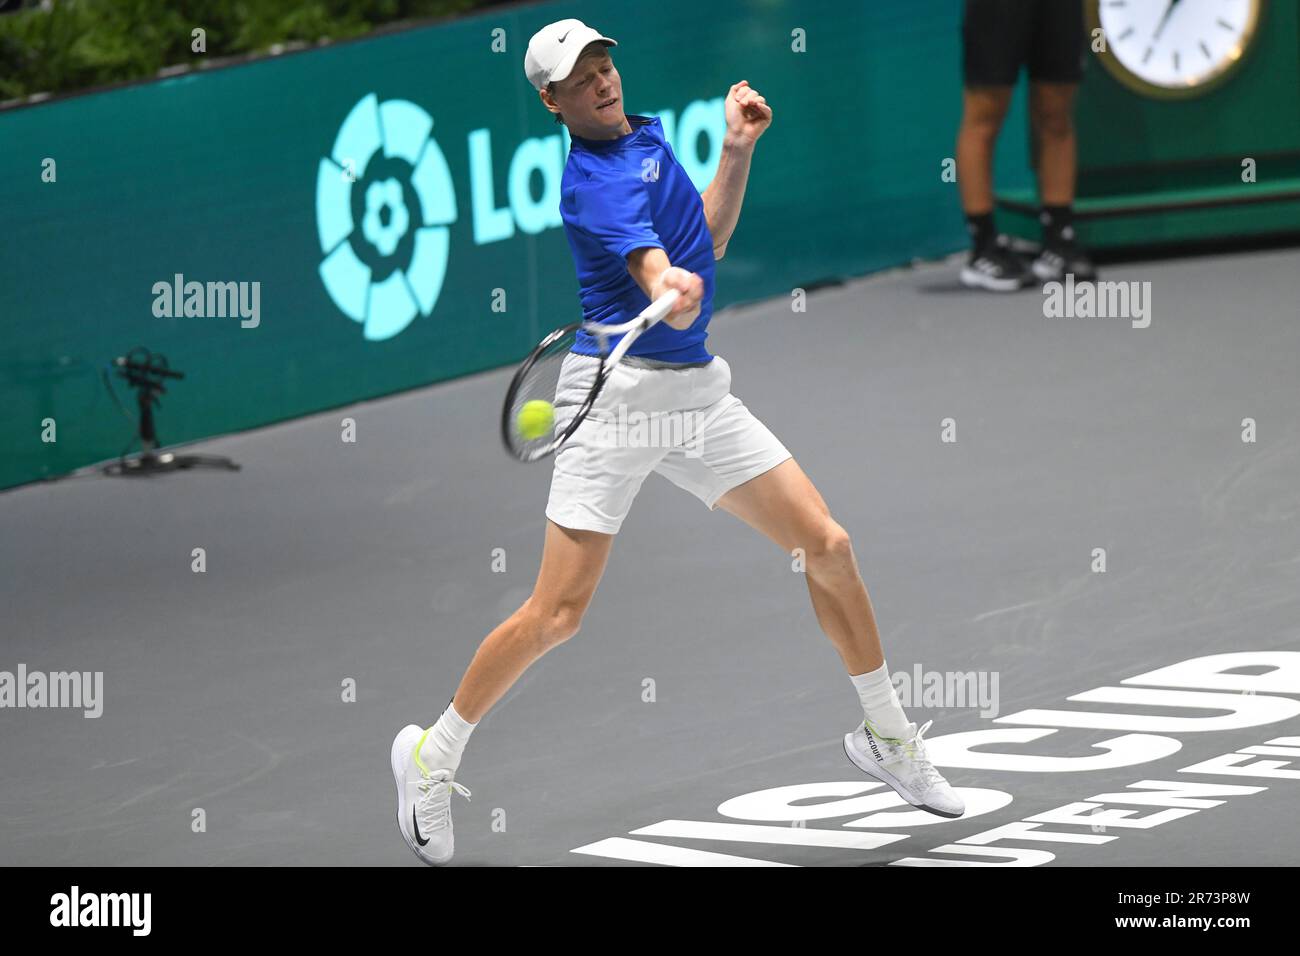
[{"x1": 560, "y1": 115, "x2": 716, "y2": 365}]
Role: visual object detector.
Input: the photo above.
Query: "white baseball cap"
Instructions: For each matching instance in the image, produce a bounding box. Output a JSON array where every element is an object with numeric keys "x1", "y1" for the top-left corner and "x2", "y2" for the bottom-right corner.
[{"x1": 524, "y1": 19, "x2": 618, "y2": 91}]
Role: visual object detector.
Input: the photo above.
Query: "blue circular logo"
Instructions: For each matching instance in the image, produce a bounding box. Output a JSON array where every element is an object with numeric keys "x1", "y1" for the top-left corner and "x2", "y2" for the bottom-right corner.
[{"x1": 315, "y1": 94, "x2": 456, "y2": 341}]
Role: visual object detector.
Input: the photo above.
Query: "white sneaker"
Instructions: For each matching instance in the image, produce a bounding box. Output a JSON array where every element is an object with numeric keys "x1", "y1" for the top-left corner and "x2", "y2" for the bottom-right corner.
[
  {"x1": 843, "y1": 718, "x2": 965, "y2": 818},
  {"x1": 391, "y1": 724, "x2": 471, "y2": 865}
]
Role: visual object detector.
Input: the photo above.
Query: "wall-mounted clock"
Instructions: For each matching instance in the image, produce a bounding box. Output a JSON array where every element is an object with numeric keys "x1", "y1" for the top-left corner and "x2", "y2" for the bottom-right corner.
[{"x1": 1087, "y1": 0, "x2": 1263, "y2": 99}]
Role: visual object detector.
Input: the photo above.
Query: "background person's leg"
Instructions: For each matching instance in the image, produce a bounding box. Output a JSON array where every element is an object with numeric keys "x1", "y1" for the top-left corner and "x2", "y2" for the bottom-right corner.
[
  {"x1": 1026, "y1": 0, "x2": 1096, "y2": 281},
  {"x1": 958, "y1": 0, "x2": 1034, "y2": 290},
  {"x1": 1029, "y1": 81, "x2": 1078, "y2": 207},
  {"x1": 1027, "y1": 81, "x2": 1096, "y2": 281},
  {"x1": 957, "y1": 86, "x2": 1014, "y2": 220},
  {"x1": 956, "y1": 88, "x2": 1030, "y2": 290}
]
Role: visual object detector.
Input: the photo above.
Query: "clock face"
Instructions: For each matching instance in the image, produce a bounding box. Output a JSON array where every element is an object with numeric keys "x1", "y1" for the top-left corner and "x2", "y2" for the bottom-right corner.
[{"x1": 1090, "y1": 0, "x2": 1263, "y2": 97}]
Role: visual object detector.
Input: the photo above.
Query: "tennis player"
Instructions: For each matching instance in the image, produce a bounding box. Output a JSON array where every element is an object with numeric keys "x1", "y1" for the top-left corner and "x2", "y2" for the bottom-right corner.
[{"x1": 391, "y1": 18, "x2": 964, "y2": 866}]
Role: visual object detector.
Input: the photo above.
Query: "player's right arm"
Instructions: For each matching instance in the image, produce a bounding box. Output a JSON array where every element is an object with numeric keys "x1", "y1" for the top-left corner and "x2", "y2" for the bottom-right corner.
[
  {"x1": 568, "y1": 173, "x2": 703, "y2": 331},
  {"x1": 626, "y1": 247, "x2": 704, "y2": 330}
]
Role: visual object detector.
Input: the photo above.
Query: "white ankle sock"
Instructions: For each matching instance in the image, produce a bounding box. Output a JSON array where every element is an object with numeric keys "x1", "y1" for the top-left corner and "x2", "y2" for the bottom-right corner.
[
  {"x1": 850, "y1": 662, "x2": 912, "y2": 739},
  {"x1": 417, "y1": 701, "x2": 477, "y2": 773}
]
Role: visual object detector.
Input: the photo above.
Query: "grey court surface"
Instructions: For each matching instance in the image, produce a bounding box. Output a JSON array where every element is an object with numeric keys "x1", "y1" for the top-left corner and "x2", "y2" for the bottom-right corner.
[{"x1": 3, "y1": 247, "x2": 1299, "y2": 867}]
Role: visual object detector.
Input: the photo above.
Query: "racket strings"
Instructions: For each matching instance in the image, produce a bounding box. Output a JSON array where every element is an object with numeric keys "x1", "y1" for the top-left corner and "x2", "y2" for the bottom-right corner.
[
  {"x1": 506, "y1": 328, "x2": 582, "y2": 458},
  {"x1": 500, "y1": 293, "x2": 675, "y2": 463}
]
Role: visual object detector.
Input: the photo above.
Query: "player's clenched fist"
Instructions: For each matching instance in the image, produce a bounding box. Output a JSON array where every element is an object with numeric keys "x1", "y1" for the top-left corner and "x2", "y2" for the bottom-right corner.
[
  {"x1": 653, "y1": 266, "x2": 704, "y2": 330},
  {"x1": 725, "y1": 80, "x2": 772, "y2": 145}
]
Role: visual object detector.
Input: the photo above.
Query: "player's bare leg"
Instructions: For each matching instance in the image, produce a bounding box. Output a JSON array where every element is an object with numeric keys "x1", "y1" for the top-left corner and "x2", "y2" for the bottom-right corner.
[
  {"x1": 453, "y1": 521, "x2": 614, "y2": 722},
  {"x1": 716, "y1": 458, "x2": 964, "y2": 817},
  {"x1": 716, "y1": 459, "x2": 882, "y2": 674},
  {"x1": 391, "y1": 520, "x2": 613, "y2": 864}
]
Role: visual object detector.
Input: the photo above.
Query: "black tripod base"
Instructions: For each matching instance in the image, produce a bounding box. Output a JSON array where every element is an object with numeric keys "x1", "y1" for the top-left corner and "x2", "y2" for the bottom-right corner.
[{"x1": 102, "y1": 452, "x2": 241, "y2": 478}]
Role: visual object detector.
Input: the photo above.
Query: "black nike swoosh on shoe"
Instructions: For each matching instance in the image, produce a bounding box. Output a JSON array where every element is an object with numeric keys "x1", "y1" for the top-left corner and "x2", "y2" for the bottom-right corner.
[{"x1": 411, "y1": 807, "x2": 429, "y2": 846}]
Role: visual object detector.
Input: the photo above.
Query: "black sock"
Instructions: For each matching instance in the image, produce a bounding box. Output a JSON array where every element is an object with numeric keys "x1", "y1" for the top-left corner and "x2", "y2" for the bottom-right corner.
[
  {"x1": 965, "y1": 211, "x2": 995, "y2": 251},
  {"x1": 1040, "y1": 204, "x2": 1074, "y2": 244}
]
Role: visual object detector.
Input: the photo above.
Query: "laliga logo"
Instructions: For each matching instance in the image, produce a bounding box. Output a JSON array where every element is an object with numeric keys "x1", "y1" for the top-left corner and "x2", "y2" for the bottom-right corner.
[{"x1": 315, "y1": 94, "x2": 457, "y2": 341}]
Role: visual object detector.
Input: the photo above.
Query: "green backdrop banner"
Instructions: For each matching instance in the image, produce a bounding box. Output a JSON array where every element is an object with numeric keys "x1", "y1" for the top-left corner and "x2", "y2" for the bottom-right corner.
[{"x1": 0, "y1": 0, "x2": 1030, "y2": 490}]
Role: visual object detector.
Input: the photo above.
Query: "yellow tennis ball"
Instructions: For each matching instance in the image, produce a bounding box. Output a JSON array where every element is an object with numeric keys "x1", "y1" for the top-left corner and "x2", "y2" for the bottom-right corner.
[{"x1": 516, "y1": 400, "x2": 555, "y2": 440}]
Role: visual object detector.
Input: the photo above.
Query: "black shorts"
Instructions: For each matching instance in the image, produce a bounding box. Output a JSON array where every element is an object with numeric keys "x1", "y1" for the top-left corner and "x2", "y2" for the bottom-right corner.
[{"x1": 962, "y1": 0, "x2": 1086, "y2": 86}]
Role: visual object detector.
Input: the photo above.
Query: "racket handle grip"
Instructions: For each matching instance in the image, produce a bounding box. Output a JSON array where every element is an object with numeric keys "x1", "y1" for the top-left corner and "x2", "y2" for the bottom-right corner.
[{"x1": 643, "y1": 289, "x2": 681, "y2": 326}]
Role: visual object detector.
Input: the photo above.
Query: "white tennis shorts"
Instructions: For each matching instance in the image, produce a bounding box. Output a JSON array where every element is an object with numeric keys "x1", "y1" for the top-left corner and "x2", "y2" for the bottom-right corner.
[{"x1": 545, "y1": 352, "x2": 792, "y2": 534}]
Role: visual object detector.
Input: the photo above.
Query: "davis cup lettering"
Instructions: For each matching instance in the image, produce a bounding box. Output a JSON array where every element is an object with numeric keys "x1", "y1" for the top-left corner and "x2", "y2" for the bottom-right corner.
[
  {"x1": 933, "y1": 650, "x2": 1300, "y2": 772},
  {"x1": 923, "y1": 728, "x2": 1184, "y2": 773},
  {"x1": 572, "y1": 651, "x2": 1300, "y2": 865},
  {"x1": 893, "y1": 743, "x2": 1283, "y2": 867},
  {"x1": 991, "y1": 686, "x2": 1299, "y2": 733},
  {"x1": 714, "y1": 781, "x2": 1013, "y2": 829}
]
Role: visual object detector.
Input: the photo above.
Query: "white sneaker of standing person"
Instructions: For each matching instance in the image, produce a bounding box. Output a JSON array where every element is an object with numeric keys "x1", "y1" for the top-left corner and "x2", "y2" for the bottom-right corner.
[
  {"x1": 391, "y1": 723, "x2": 471, "y2": 865},
  {"x1": 843, "y1": 718, "x2": 965, "y2": 818}
]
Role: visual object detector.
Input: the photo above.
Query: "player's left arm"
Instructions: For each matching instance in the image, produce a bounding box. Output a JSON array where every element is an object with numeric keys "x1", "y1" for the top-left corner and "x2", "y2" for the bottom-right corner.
[{"x1": 701, "y1": 80, "x2": 772, "y2": 261}]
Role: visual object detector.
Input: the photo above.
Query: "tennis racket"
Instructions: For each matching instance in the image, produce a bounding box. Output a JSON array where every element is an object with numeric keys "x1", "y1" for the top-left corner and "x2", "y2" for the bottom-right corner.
[{"x1": 501, "y1": 289, "x2": 681, "y2": 462}]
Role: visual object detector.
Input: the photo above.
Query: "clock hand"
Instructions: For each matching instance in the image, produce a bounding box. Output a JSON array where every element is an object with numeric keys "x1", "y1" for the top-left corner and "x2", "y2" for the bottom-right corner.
[{"x1": 1152, "y1": 0, "x2": 1184, "y2": 42}]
